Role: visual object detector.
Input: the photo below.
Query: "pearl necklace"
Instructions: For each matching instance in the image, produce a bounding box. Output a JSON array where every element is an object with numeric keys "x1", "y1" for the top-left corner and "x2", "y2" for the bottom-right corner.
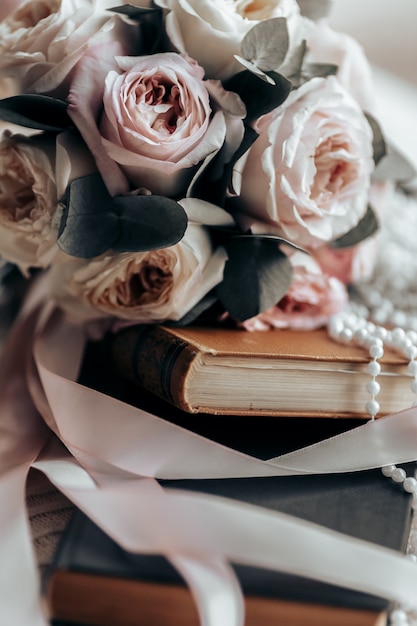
[{"x1": 327, "y1": 299, "x2": 417, "y2": 626}]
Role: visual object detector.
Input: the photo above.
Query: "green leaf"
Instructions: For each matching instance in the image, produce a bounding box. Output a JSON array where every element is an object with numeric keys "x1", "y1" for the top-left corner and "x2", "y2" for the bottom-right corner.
[
  {"x1": 0, "y1": 95, "x2": 72, "y2": 132},
  {"x1": 108, "y1": 4, "x2": 161, "y2": 18},
  {"x1": 58, "y1": 174, "x2": 188, "y2": 258},
  {"x1": 296, "y1": 0, "x2": 332, "y2": 20},
  {"x1": 241, "y1": 18, "x2": 289, "y2": 71},
  {"x1": 330, "y1": 206, "x2": 379, "y2": 249},
  {"x1": 304, "y1": 63, "x2": 338, "y2": 79},
  {"x1": 217, "y1": 238, "x2": 293, "y2": 321},
  {"x1": 365, "y1": 113, "x2": 387, "y2": 165},
  {"x1": 223, "y1": 70, "x2": 291, "y2": 123},
  {"x1": 112, "y1": 194, "x2": 188, "y2": 253},
  {"x1": 234, "y1": 55, "x2": 276, "y2": 85},
  {"x1": 373, "y1": 142, "x2": 417, "y2": 183}
]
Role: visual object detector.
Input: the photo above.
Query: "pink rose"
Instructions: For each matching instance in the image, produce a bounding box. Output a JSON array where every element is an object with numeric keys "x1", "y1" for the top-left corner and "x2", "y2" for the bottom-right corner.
[
  {"x1": 68, "y1": 51, "x2": 228, "y2": 197},
  {"x1": 237, "y1": 76, "x2": 374, "y2": 249},
  {"x1": 0, "y1": 0, "x2": 138, "y2": 96},
  {"x1": 241, "y1": 252, "x2": 348, "y2": 331},
  {"x1": 313, "y1": 182, "x2": 393, "y2": 284}
]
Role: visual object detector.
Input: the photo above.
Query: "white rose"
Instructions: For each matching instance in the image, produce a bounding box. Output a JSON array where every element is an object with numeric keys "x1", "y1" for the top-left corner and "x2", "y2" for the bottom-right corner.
[
  {"x1": 49, "y1": 199, "x2": 229, "y2": 324},
  {"x1": 304, "y1": 20, "x2": 377, "y2": 113},
  {"x1": 0, "y1": 131, "x2": 60, "y2": 272},
  {"x1": 154, "y1": 0, "x2": 301, "y2": 80},
  {"x1": 0, "y1": 0, "x2": 138, "y2": 96},
  {"x1": 237, "y1": 76, "x2": 375, "y2": 249}
]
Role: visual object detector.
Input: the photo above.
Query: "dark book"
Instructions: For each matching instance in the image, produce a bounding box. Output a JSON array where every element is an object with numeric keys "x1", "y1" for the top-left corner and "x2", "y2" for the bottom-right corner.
[
  {"x1": 45, "y1": 453, "x2": 413, "y2": 626},
  {"x1": 107, "y1": 324, "x2": 411, "y2": 418}
]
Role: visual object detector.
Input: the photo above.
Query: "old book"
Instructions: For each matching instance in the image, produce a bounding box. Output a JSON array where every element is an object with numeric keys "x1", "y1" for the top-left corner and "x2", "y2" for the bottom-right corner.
[
  {"x1": 46, "y1": 455, "x2": 413, "y2": 626},
  {"x1": 107, "y1": 324, "x2": 410, "y2": 417}
]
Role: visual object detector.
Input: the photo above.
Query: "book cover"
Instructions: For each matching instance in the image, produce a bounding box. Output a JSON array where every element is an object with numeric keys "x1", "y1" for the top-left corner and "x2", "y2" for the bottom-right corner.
[
  {"x1": 106, "y1": 324, "x2": 410, "y2": 418},
  {"x1": 46, "y1": 459, "x2": 413, "y2": 626}
]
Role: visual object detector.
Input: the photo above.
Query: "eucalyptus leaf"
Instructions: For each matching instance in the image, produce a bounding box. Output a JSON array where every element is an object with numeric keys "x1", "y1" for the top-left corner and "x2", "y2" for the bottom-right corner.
[
  {"x1": 304, "y1": 63, "x2": 338, "y2": 79},
  {"x1": 330, "y1": 206, "x2": 379, "y2": 249},
  {"x1": 241, "y1": 18, "x2": 289, "y2": 71},
  {"x1": 223, "y1": 70, "x2": 291, "y2": 122},
  {"x1": 365, "y1": 113, "x2": 386, "y2": 165},
  {"x1": 112, "y1": 194, "x2": 187, "y2": 252},
  {"x1": 0, "y1": 95, "x2": 72, "y2": 132},
  {"x1": 234, "y1": 55, "x2": 276, "y2": 84},
  {"x1": 373, "y1": 142, "x2": 417, "y2": 183},
  {"x1": 58, "y1": 174, "x2": 118, "y2": 258},
  {"x1": 58, "y1": 174, "x2": 188, "y2": 259},
  {"x1": 109, "y1": 4, "x2": 161, "y2": 18},
  {"x1": 296, "y1": 0, "x2": 332, "y2": 20},
  {"x1": 217, "y1": 238, "x2": 293, "y2": 321}
]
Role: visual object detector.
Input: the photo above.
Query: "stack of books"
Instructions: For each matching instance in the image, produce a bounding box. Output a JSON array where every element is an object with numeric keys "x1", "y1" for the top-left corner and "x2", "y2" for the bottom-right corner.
[{"x1": 44, "y1": 325, "x2": 413, "y2": 626}]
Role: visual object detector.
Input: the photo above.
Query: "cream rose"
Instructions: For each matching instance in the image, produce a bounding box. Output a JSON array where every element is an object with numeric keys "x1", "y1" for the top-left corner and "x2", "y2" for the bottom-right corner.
[
  {"x1": 0, "y1": 131, "x2": 60, "y2": 272},
  {"x1": 241, "y1": 251, "x2": 348, "y2": 331},
  {"x1": 237, "y1": 76, "x2": 375, "y2": 249},
  {"x1": 49, "y1": 200, "x2": 229, "y2": 323},
  {"x1": 154, "y1": 0, "x2": 301, "y2": 80},
  {"x1": 0, "y1": 0, "x2": 138, "y2": 96},
  {"x1": 304, "y1": 20, "x2": 377, "y2": 113}
]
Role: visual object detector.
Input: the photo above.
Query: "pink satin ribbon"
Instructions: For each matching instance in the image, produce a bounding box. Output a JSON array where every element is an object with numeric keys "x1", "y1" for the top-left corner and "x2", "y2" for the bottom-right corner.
[{"x1": 2, "y1": 284, "x2": 417, "y2": 625}]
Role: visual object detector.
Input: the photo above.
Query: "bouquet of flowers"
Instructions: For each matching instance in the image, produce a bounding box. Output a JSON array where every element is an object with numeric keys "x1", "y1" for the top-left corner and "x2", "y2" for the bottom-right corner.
[{"x1": 0, "y1": 0, "x2": 414, "y2": 335}]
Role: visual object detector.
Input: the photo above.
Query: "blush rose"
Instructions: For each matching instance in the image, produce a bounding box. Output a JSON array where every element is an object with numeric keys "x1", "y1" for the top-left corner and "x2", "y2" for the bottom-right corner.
[
  {"x1": 68, "y1": 51, "x2": 229, "y2": 197},
  {"x1": 0, "y1": 0, "x2": 138, "y2": 96},
  {"x1": 237, "y1": 76, "x2": 375, "y2": 250},
  {"x1": 241, "y1": 251, "x2": 348, "y2": 331}
]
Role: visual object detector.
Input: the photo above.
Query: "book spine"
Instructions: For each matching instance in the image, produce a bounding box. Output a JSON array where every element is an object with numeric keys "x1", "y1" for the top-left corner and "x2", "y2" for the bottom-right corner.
[{"x1": 110, "y1": 326, "x2": 197, "y2": 411}]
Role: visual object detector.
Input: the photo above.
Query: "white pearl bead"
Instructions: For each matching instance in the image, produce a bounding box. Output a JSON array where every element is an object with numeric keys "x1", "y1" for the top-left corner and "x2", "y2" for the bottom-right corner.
[
  {"x1": 369, "y1": 344, "x2": 384, "y2": 359},
  {"x1": 354, "y1": 328, "x2": 369, "y2": 344},
  {"x1": 367, "y1": 361, "x2": 381, "y2": 376},
  {"x1": 403, "y1": 477, "x2": 417, "y2": 494},
  {"x1": 390, "y1": 608, "x2": 409, "y2": 625},
  {"x1": 365, "y1": 399, "x2": 380, "y2": 417},
  {"x1": 404, "y1": 345, "x2": 417, "y2": 360},
  {"x1": 392, "y1": 327, "x2": 406, "y2": 343},
  {"x1": 381, "y1": 465, "x2": 396, "y2": 477},
  {"x1": 391, "y1": 467, "x2": 406, "y2": 483},
  {"x1": 366, "y1": 380, "x2": 381, "y2": 395},
  {"x1": 339, "y1": 328, "x2": 353, "y2": 343},
  {"x1": 408, "y1": 360, "x2": 417, "y2": 376}
]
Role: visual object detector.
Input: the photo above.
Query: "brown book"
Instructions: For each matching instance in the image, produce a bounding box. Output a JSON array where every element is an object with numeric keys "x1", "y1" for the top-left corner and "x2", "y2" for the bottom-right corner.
[
  {"x1": 47, "y1": 458, "x2": 413, "y2": 626},
  {"x1": 108, "y1": 325, "x2": 410, "y2": 417}
]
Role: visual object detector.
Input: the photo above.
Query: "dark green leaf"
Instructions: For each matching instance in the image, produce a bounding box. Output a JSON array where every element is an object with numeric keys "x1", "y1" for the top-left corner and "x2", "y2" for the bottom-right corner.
[
  {"x1": 296, "y1": 0, "x2": 332, "y2": 20},
  {"x1": 189, "y1": 124, "x2": 259, "y2": 205},
  {"x1": 0, "y1": 95, "x2": 72, "y2": 132},
  {"x1": 108, "y1": 4, "x2": 161, "y2": 18},
  {"x1": 58, "y1": 174, "x2": 188, "y2": 259},
  {"x1": 365, "y1": 113, "x2": 386, "y2": 165},
  {"x1": 241, "y1": 18, "x2": 289, "y2": 71},
  {"x1": 112, "y1": 194, "x2": 187, "y2": 252},
  {"x1": 58, "y1": 174, "x2": 118, "y2": 258},
  {"x1": 223, "y1": 70, "x2": 291, "y2": 122},
  {"x1": 217, "y1": 238, "x2": 293, "y2": 321},
  {"x1": 373, "y1": 142, "x2": 417, "y2": 183},
  {"x1": 330, "y1": 206, "x2": 379, "y2": 249}
]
